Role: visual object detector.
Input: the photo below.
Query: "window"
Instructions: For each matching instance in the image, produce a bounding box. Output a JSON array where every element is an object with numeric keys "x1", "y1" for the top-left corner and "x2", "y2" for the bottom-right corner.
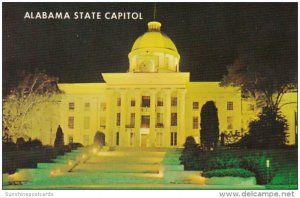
[
  {"x1": 131, "y1": 100, "x2": 136, "y2": 107},
  {"x1": 69, "y1": 102, "x2": 75, "y2": 111},
  {"x1": 157, "y1": 99, "x2": 163, "y2": 106},
  {"x1": 227, "y1": 101, "x2": 233, "y2": 110},
  {"x1": 130, "y1": 113, "x2": 135, "y2": 127},
  {"x1": 165, "y1": 57, "x2": 169, "y2": 67},
  {"x1": 84, "y1": 116, "x2": 90, "y2": 129},
  {"x1": 171, "y1": 113, "x2": 177, "y2": 126},
  {"x1": 141, "y1": 115, "x2": 150, "y2": 128},
  {"x1": 156, "y1": 113, "x2": 163, "y2": 128},
  {"x1": 116, "y1": 132, "x2": 119, "y2": 146},
  {"x1": 68, "y1": 116, "x2": 74, "y2": 129},
  {"x1": 157, "y1": 113, "x2": 163, "y2": 123},
  {"x1": 84, "y1": 102, "x2": 90, "y2": 111},
  {"x1": 142, "y1": 96, "x2": 150, "y2": 107},
  {"x1": 116, "y1": 113, "x2": 121, "y2": 126},
  {"x1": 227, "y1": 116, "x2": 233, "y2": 130},
  {"x1": 100, "y1": 102, "x2": 106, "y2": 111},
  {"x1": 117, "y1": 98, "x2": 121, "y2": 106},
  {"x1": 170, "y1": 132, "x2": 177, "y2": 146},
  {"x1": 171, "y1": 97, "x2": 177, "y2": 106},
  {"x1": 193, "y1": 102, "x2": 199, "y2": 110},
  {"x1": 100, "y1": 117, "x2": 105, "y2": 127},
  {"x1": 193, "y1": 116, "x2": 198, "y2": 129}
]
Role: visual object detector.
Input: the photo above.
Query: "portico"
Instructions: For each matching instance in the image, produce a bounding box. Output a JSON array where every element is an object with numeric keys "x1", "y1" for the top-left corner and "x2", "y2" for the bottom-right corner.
[{"x1": 102, "y1": 72, "x2": 189, "y2": 148}]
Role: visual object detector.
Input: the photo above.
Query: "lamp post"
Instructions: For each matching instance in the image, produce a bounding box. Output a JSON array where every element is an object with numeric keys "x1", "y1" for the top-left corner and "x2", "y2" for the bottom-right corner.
[{"x1": 266, "y1": 159, "x2": 270, "y2": 184}]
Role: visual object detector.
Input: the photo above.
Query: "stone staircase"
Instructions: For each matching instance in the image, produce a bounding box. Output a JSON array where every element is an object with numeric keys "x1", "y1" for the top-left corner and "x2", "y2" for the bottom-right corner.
[
  {"x1": 3, "y1": 147, "x2": 264, "y2": 189},
  {"x1": 4, "y1": 147, "x2": 195, "y2": 188}
]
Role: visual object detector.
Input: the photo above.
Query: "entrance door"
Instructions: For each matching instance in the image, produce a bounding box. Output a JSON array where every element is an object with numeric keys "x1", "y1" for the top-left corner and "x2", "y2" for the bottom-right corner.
[{"x1": 141, "y1": 134, "x2": 149, "y2": 147}]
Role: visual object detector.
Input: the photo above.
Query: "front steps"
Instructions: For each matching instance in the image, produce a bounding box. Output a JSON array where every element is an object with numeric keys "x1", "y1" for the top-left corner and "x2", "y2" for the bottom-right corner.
[{"x1": 3, "y1": 147, "x2": 208, "y2": 188}]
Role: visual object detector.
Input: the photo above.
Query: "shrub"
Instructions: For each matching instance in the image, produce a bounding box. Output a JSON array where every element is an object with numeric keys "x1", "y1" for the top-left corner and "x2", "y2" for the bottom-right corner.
[
  {"x1": 2, "y1": 141, "x2": 16, "y2": 151},
  {"x1": 25, "y1": 138, "x2": 43, "y2": 150},
  {"x1": 16, "y1": 137, "x2": 26, "y2": 150},
  {"x1": 204, "y1": 154, "x2": 240, "y2": 171},
  {"x1": 202, "y1": 168, "x2": 255, "y2": 178},
  {"x1": 54, "y1": 125, "x2": 64, "y2": 148},
  {"x1": 69, "y1": 142, "x2": 84, "y2": 149},
  {"x1": 240, "y1": 154, "x2": 276, "y2": 185},
  {"x1": 180, "y1": 136, "x2": 199, "y2": 170},
  {"x1": 201, "y1": 151, "x2": 276, "y2": 184}
]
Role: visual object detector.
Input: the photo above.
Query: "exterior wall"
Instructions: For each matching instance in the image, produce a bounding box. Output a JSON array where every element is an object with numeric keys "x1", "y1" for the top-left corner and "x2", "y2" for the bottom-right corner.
[
  {"x1": 56, "y1": 82, "x2": 297, "y2": 147},
  {"x1": 186, "y1": 82, "x2": 243, "y2": 143},
  {"x1": 58, "y1": 83, "x2": 106, "y2": 145}
]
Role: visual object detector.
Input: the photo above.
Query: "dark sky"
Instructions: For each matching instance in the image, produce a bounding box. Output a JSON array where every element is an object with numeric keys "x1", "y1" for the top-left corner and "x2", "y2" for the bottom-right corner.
[{"x1": 2, "y1": 3, "x2": 298, "y2": 95}]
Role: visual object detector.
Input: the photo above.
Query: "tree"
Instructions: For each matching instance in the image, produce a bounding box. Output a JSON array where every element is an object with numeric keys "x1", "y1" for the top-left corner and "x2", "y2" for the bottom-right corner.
[
  {"x1": 200, "y1": 101, "x2": 219, "y2": 149},
  {"x1": 3, "y1": 71, "x2": 62, "y2": 141},
  {"x1": 16, "y1": 137, "x2": 26, "y2": 150},
  {"x1": 221, "y1": 22, "x2": 297, "y2": 113},
  {"x1": 54, "y1": 125, "x2": 64, "y2": 148},
  {"x1": 239, "y1": 107, "x2": 288, "y2": 149}
]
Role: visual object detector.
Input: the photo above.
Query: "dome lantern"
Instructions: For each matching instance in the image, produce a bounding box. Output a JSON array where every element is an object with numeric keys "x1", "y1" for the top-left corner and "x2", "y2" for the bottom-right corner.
[{"x1": 147, "y1": 21, "x2": 161, "y2": 31}]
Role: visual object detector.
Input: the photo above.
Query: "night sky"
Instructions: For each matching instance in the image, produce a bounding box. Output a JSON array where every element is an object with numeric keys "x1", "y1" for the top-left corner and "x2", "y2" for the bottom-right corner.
[{"x1": 2, "y1": 3, "x2": 297, "y2": 95}]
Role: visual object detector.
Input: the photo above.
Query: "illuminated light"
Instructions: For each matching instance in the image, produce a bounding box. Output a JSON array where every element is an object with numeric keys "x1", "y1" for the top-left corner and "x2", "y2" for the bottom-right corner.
[
  {"x1": 50, "y1": 170, "x2": 56, "y2": 177},
  {"x1": 82, "y1": 154, "x2": 87, "y2": 159},
  {"x1": 49, "y1": 168, "x2": 61, "y2": 177},
  {"x1": 185, "y1": 171, "x2": 207, "y2": 185},
  {"x1": 157, "y1": 166, "x2": 164, "y2": 178},
  {"x1": 68, "y1": 160, "x2": 74, "y2": 166},
  {"x1": 92, "y1": 147, "x2": 98, "y2": 154},
  {"x1": 8, "y1": 172, "x2": 25, "y2": 182}
]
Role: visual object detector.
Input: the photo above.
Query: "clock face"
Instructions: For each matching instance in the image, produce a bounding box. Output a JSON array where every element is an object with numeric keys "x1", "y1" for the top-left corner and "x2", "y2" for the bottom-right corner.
[{"x1": 138, "y1": 59, "x2": 155, "y2": 72}]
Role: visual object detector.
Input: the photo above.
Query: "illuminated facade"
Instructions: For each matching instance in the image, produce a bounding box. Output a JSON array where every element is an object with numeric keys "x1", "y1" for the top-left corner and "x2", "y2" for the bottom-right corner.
[{"x1": 55, "y1": 21, "x2": 297, "y2": 147}]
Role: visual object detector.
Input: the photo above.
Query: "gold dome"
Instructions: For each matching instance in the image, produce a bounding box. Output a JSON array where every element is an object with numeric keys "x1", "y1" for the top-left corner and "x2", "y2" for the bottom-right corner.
[
  {"x1": 131, "y1": 21, "x2": 178, "y2": 53},
  {"x1": 128, "y1": 21, "x2": 180, "y2": 73}
]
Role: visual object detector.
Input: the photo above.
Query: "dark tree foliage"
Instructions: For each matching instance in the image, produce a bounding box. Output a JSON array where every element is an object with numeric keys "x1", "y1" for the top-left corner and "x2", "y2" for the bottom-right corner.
[
  {"x1": 239, "y1": 107, "x2": 288, "y2": 149},
  {"x1": 94, "y1": 131, "x2": 105, "y2": 147},
  {"x1": 220, "y1": 14, "x2": 297, "y2": 113},
  {"x1": 25, "y1": 138, "x2": 43, "y2": 150},
  {"x1": 200, "y1": 101, "x2": 220, "y2": 149},
  {"x1": 180, "y1": 136, "x2": 199, "y2": 170},
  {"x1": 54, "y1": 125, "x2": 64, "y2": 148},
  {"x1": 16, "y1": 137, "x2": 26, "y2": 150}
]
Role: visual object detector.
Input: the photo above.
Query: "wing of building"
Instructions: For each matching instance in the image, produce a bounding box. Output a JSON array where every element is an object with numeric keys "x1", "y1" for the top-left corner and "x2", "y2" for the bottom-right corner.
[{"x1": 50, "y1": 21, "x2": 297, "y2": 147}]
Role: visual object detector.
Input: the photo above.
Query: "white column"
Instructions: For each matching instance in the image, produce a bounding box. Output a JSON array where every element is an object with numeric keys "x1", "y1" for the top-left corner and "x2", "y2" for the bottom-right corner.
[
  {"x1": 150, "y1": 89, "x2": 157, "y2": 147},
  {"x1": 177, "y1": 89, "x2": 187, "y2": 147},
  {"x1": 134, "y1": 90, "x2": 141, "y2": 147},
  {"x1": 120, "y1": 89, "x2": 127, "y2": 146},
  {"x1": 105, "y1": 89, "x2": 114, "y2": 146},
  {"x1": 163, "y1": 89, "x2": 172, "y2": 147}
]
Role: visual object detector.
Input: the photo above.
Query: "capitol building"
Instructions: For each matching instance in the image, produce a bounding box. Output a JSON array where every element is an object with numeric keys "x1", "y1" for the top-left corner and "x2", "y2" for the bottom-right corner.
[{"x1": 55, "y1": 21, "x2": 297, "y2": 147}]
